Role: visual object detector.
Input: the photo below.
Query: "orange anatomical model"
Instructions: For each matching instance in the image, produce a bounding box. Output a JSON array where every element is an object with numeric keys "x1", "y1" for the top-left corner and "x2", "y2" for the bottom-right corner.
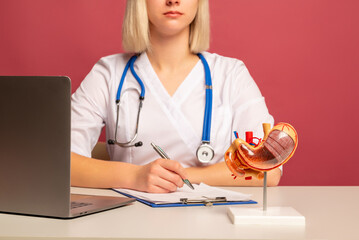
[{"x1": 225, "y1": 123, "x2": 298, "y2": 180}]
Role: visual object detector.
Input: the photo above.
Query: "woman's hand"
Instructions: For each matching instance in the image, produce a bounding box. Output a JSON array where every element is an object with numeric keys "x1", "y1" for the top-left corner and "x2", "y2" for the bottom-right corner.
[{"x1": 133, "y1": 158, "x2": 188, "y2": 193}]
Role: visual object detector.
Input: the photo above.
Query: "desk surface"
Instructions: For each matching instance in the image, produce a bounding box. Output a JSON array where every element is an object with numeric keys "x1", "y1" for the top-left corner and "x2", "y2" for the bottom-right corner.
[{"x1": 0, "y1": 186, "x2": 358, "y2": 240}]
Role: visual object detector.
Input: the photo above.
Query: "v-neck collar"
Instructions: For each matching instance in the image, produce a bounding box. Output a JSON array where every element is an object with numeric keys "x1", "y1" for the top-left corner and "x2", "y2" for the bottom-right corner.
[
  {"x1": 134, "y1": 52, "x2": 207, "y2": 156},
  {"x1": 136, "y1": 52, "x2": 203, "y2": 106}
]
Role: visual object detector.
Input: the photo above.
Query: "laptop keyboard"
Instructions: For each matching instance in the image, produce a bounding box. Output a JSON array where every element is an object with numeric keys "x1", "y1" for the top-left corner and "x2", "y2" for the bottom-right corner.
[{"x1": 71, "y1": 201, "x2": 93, "y2": 209}]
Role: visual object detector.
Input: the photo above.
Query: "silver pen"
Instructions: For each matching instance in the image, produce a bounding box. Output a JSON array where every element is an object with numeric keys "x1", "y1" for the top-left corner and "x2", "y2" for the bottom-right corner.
[{"x1": 151, "y1": 143, "x2": 195, "y2": 190}]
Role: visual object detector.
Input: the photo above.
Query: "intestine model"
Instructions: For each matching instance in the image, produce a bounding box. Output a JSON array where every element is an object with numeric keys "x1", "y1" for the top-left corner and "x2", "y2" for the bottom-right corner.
[{"x1": 224, "y1": 123, "x2": 298, "y2": 180}]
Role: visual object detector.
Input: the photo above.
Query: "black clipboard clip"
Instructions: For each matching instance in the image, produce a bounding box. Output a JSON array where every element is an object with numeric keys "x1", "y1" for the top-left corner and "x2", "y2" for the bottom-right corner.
[{"x1": 180, "y1": 197, "x2": 227, "y2": 207}]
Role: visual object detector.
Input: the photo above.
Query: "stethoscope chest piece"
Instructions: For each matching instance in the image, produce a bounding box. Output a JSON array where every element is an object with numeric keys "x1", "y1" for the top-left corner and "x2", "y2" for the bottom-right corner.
[{"x1": 196, "y1": 143, "x2": 214, "y2": 163}]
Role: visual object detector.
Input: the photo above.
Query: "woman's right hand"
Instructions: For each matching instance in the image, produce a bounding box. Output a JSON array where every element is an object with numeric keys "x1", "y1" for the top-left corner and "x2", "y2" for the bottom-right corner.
[{"x1": 133, "y1": 158, "x2": 188, "y2": 193}]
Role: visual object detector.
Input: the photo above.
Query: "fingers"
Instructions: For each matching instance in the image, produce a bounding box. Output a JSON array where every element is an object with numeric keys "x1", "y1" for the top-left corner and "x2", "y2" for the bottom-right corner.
[
  {"x1": 156, "y1": 158, "x2": 188, "y2": 180},
  {"x1": 151, "y1": 159, "x2": 184, "y2": 188},
  {"x1": 139, "y1": 159, "x2": 187, "y2": 193}
]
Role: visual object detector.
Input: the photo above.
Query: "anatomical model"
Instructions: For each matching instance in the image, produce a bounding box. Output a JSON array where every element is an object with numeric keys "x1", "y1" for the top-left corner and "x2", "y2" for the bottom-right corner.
[{"x1": 225, "y1": 123, "x2": 298, "y2": 180}]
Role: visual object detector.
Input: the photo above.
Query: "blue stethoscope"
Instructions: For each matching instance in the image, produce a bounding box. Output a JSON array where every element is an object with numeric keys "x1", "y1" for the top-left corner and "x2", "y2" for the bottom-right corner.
[{"x1": 108, "y1": 53, "x2": 214, "y2": 163}]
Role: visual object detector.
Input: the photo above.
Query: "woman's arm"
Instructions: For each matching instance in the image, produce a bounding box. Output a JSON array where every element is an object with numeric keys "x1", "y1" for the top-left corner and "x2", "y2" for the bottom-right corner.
[
  {"x1": 71, "y1": 152, "x2": 188, "y2": 192},
  {"x1": 186, "y1": 161, "x2": 281, "y2": 187},
  {"x1": 71, "y1": 152, "x2": 139, "y2": 189}
]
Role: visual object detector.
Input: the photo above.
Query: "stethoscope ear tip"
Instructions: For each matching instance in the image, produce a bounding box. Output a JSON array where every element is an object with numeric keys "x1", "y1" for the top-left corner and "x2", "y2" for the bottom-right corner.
[
  {"x1": 135, "y1": 141, "x2": 143, "y2": 147},
  {"x1": 107, "y1": 139, "x2": 143, "y2": 147}
]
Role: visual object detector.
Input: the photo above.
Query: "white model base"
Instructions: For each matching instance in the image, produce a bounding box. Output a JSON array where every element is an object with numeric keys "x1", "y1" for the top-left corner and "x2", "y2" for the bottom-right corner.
[{"x1": 227, "y1": 206, "x2": 306, "y2": 225}]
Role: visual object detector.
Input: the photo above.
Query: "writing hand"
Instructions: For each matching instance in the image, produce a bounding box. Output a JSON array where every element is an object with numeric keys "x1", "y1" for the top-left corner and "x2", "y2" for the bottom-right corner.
[{"x1": 134, "y1": 158, "x2": 188, "y2": 193}]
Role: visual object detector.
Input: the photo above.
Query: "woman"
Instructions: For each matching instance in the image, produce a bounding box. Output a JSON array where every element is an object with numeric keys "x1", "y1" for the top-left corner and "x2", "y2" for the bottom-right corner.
[{"x1": 71, "y1": 0, "x2": 281, "y2": 193}]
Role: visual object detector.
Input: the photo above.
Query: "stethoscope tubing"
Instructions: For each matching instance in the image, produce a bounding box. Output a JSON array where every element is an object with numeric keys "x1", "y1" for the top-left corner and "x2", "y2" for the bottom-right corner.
[
  {"x1": 198, "y1": 53, "x2": 212, "y2": 142},
  {"x1": 113, "y1": 53, "x2": 213, "y2": 160},
  {"x1": 130, "y1": 56, "x2": 145, "y2": 99},
  {"x1": 116, "y1": 55, "x2": 145, "y2": 103}
]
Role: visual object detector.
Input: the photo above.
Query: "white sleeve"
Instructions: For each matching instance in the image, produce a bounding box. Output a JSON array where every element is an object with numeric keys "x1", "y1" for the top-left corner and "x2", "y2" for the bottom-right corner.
[
  {"x1": 230, "y1": 61, "x2": 274, "y2": 141},
  {"x1": 71, "y1": 59, "x2": 110, "y2": 157},
  {"x1": 229, "y1": 62, "x2": 283, "y2": 173}
]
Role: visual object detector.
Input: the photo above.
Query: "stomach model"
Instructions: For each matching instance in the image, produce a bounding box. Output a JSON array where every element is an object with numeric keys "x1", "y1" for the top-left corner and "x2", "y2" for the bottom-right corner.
[{"x1": 224, "y1": 123, "x2": 298, "y2": 180}]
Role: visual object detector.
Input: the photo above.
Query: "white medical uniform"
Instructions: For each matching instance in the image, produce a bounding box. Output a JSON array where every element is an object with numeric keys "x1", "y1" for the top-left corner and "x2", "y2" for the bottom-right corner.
[{"x1": 71, "y1": 52, "x2": 274, "y2": 168}]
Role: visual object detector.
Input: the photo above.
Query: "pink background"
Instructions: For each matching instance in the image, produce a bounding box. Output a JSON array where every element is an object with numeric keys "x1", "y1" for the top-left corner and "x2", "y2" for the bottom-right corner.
[{"x1": 1, "y1": 0, "x2": 358, "y2": 186}]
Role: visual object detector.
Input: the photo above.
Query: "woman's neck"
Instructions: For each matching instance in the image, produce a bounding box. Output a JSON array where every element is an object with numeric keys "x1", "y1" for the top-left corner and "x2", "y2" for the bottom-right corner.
[
  {"x1": 146, "y1": 26, "x2": 197, "y2": 71},
  {"x1": 145, "y1": 26, "x2": 200, "y2": 96}
]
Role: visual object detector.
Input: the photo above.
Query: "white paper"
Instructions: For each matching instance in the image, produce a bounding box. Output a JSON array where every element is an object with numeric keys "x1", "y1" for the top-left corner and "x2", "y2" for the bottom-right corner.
[{"x1": 114, "y1": 183, "x2": 252, "y2": 204}]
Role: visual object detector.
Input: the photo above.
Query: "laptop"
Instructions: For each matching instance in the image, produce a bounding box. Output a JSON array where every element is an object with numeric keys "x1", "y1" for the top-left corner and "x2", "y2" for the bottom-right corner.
[{"x1": 0, "y1": 76, "x2": 135, "y2": 219}]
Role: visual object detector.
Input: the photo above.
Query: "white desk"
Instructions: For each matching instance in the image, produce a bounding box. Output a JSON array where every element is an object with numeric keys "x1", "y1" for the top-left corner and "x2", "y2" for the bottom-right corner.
[{"x1": 0, "y1": 186, "x2": 358, "y2": 240}]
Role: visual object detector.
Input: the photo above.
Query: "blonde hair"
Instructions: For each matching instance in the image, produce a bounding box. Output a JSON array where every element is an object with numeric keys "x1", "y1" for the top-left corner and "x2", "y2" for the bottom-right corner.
[{"x1": 122, "y1": 0, "x2": 210, "y2": 54}]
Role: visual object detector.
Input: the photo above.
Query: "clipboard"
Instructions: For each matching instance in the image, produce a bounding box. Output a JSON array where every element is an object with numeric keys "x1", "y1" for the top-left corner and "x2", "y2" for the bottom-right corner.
[{"x1": 112, "y1": 189, "x2": 257, "y2": 208}]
